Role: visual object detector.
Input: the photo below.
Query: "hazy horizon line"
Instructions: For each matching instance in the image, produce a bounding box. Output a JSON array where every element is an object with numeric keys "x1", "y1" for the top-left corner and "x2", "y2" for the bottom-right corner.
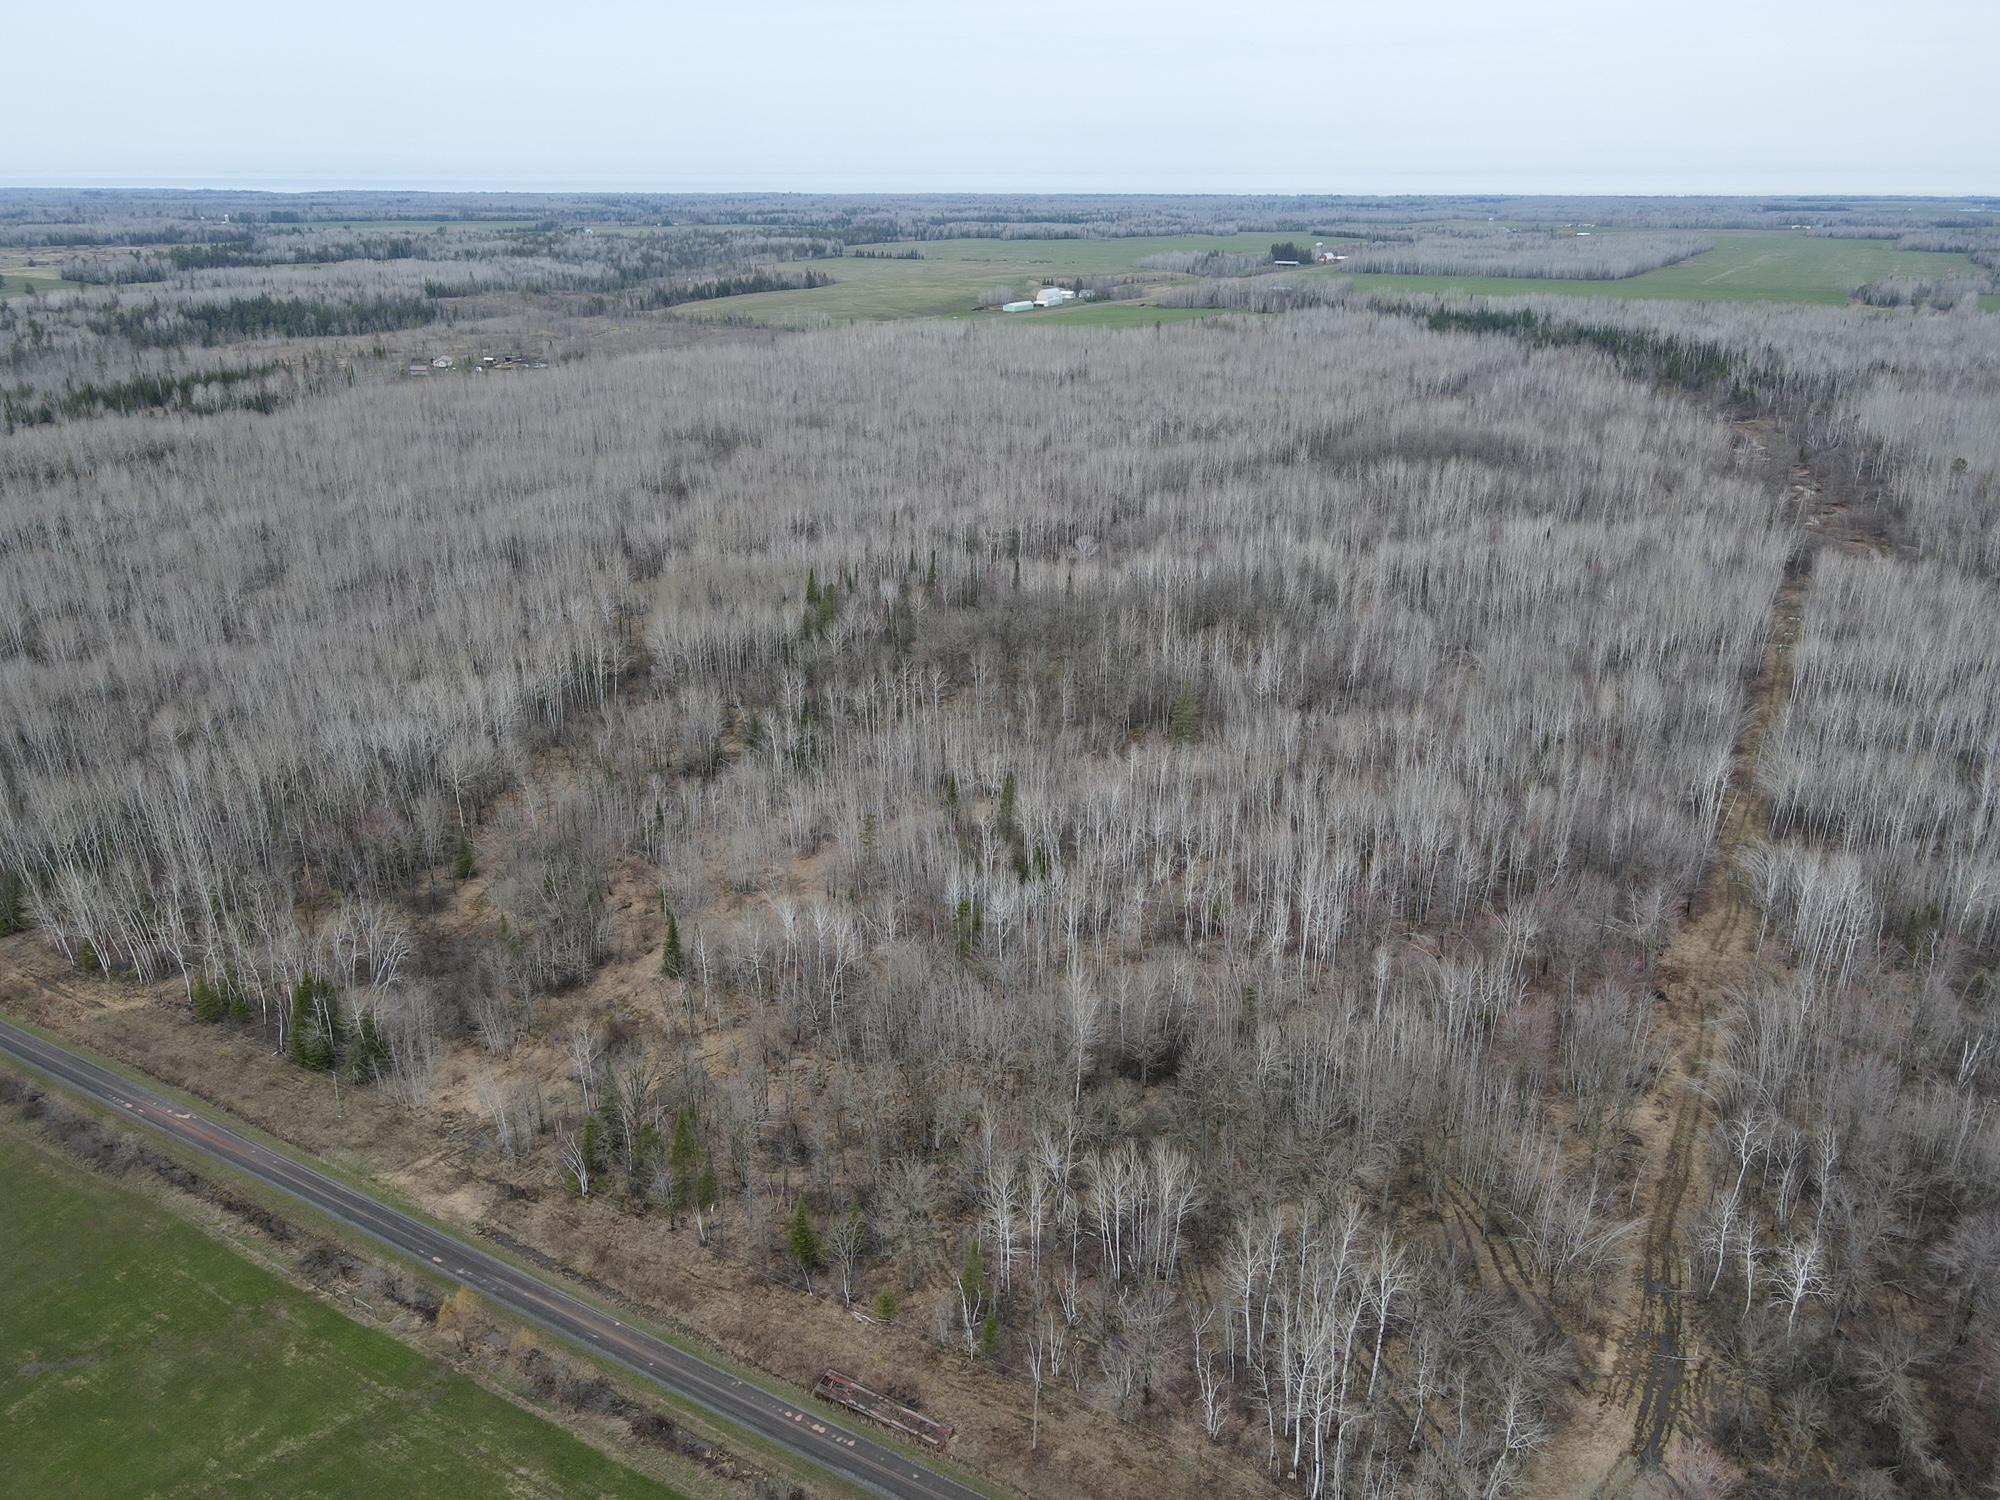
[{"x1": 5, "y1": 175, "x2": 1996, "y2": 201}]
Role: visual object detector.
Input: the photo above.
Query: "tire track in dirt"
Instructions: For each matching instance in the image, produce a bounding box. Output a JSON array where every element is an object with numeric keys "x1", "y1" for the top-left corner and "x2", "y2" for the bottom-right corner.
[{"x1": 1534, "y1": 450, "x2": 1825, "y2": 1496}]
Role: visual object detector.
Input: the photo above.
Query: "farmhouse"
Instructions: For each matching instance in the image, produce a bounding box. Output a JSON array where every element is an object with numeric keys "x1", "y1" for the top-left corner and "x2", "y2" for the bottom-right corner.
[{"x1": 1033, "y1": 286, "x2": 1076, "y2": 307}]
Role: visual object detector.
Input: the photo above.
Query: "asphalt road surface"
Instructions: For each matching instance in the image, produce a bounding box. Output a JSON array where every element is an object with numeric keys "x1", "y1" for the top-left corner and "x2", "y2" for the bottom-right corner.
[{"x1": 0, "y1": 1016, "x2": 994, "y2": 1500}]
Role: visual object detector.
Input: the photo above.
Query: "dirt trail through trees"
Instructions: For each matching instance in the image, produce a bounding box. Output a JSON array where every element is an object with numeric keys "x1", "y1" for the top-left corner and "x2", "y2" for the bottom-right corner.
[{"x1": 1535, "y1": 453, "x2": 1828, "y2": 1495}]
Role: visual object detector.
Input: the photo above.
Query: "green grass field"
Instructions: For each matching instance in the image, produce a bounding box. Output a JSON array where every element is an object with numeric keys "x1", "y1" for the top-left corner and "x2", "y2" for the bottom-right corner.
[
  {"x1": 674, "y1": 228, "x2": 1991, "y2": 324},
  {"x1": 1343, "y1": 230, "x2": 1988, "y2": 306},
  {"x1": 0, "y1": 272, "x2": 82, "y2": 298},
  {"x1": 673, "y1": 231, "x2": 1348, "y2": 325},
  {"x1": 0, "y1": 1130, "x2": 679, "y2": 1500}
]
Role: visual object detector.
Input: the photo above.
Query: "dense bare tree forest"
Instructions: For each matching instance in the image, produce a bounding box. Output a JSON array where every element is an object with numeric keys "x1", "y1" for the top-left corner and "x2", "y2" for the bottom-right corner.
[{"x1": 3, "y1": 189, "x2": 1998, "y2": 1499}]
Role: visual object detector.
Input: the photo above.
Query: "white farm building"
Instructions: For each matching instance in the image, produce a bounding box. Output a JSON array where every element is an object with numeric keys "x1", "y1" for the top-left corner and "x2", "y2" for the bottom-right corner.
[{"x1": 1033, "y1": 287, "x2": 1076, "y2": 307}]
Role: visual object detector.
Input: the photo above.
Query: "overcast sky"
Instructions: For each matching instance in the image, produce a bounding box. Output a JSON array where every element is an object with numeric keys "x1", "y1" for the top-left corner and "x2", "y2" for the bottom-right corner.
[{"x1": 11, "y1": 0, "x2": 1996, "y2": 195}]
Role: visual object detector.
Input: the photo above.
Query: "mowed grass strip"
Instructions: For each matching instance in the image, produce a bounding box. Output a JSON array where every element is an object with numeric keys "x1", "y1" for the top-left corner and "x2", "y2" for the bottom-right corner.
[{"x1": 0, "y1": 1131, "x2": 679, "y2": 1500}]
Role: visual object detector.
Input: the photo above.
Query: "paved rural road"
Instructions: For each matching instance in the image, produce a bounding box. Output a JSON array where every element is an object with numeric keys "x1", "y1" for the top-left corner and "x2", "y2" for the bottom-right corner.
[{"x1": 0, "y1": 1017, "x2": 993, "y2": 1500}]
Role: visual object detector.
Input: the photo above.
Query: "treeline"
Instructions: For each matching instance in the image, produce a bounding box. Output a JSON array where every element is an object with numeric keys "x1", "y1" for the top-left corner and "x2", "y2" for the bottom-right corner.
[
  {"x1": 88, "y1": 292, "x2": 438, "y2": 346},
  {"x1": 1853, "y1": 273, "x2": 1987, "y2": 310},
  {"x1": 1135, "y1": 250, "x2": 1266, "y2": 277},
  {"x1": 1410, "y1": 302, "x2": 1752, "y2": 397},
  {"x1": 64, "y1": 234, "x2": 430, "y2": 283},
  {"x1": 1158, "y1": 276, "x2": 1351, "y2": 312},
  {"x1": 622, "y1": 267, "x2": 832, "y2": 312},
  {"x1": 1, "y1": 360, "x2": 295, "y2": 430}
]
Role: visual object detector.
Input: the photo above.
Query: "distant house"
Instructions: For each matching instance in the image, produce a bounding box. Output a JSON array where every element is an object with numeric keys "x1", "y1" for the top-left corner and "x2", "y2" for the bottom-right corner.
[
  {"x1": 1033, "y1": 286, "x2": 1076, "y2": 307},
  {"x1": 1272, "y1": 260, "x2": 1301, "y2": 267},
  {"x1": 406, "y1": 360, "x2": 430, "y2": 377},
  {"x1": 1001, "y1": 301, "x2": 1035, "y2": 312},
  {"x1": 431, "y1": 356, "x2": 454, "y2": 369},
  {"x1": 1315, "y1": 250, "x2": 1347, "y2": 263}
]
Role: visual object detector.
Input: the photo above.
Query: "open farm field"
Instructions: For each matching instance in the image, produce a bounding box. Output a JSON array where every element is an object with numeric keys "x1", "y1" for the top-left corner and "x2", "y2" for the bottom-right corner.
[
  {"x1": 1347, "y1": 229, "x2": 1989, "y2": 305},
  {"x1": 0, "y1": 1122, "x2": 680, "y2": 1500}
]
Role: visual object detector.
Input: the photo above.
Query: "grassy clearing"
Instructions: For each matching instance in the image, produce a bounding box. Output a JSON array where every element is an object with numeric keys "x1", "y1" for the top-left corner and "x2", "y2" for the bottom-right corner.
[
  {"x1": 0, "y1": 1127, "x2": 680, "y2": 1500},
  {"x1": 0, "y1": 272, "x2": 82, "y2": 298},
  {"x1": 871, "y1": 230, "x2": 1343, "y2": 273},
  {"x1": 672, "y1": 231, "x2": 1347, "y2": 325},
  {"x1": 671, "y1": 228, "x2": 1992, "y2": 323},
  {"x1": 1345, "y1": 230, "x2": 1988, "y2": 306}
]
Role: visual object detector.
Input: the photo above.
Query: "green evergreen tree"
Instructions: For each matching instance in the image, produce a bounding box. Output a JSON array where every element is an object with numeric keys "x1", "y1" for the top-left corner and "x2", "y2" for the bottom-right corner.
[
  {"x1": 999, "y1": 771, "x2": 1029, "y2": 878},
  {"x1": 803, "y1": 568, "x2": 836, "y2": 639},
  {"x1": 1169, "y1": 685, "x2": 1203, "y2": 745},
  {"x1": 451, "y1": 828, "x2": 476, "y2": 880},
  {"x1": 788, "y1": 1199, "x2": 824, "y2": 1286},
  {"x1": 953, "y1": 896, "x2": 982, "y2": 959},
  {"x1": 667, "y1": 1109, "x2": 700, "y2": 1224},
  {"x1": 661, "y1": 906, "x2": 686, "y2": 979},
  {"x1": 0, "y1": 872, "x2": 25, "y2": 936},
  {"x1": 191, "y1": 973, "x2": 228, "y2": 1024},
  {"x1": 695, "y1": 1158, "x2": 718, "y2": 1213},
  {"x1": 353, "y1": 1006, "x2": 391, "y2": 1082},
  {"x1": 289, "y1": 974, "x2": 341, "y2": 1072},
  {"x1": 960, "y1": 1240, "x2": 984, "y2": 1305},
  {"x1": 630, "y1": 1121, "x2": 662, "y2": 1190}
]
